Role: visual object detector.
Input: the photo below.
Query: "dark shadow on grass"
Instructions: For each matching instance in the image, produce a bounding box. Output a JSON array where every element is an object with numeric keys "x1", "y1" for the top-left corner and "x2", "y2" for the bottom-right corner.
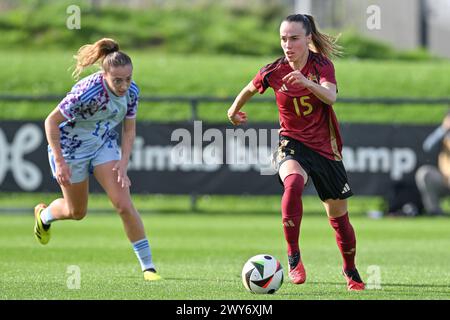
[
  {"x1": 305, "y1": 281, "x2": 450, "y2": 290},
  {"x1": 286, "y1": 281, "x2": 450, "y2": 297},
  {"x1": 154, "y1": 277, "x2": 237, "y2": 283},
  {"x1": 304, "y1": 281, "x2": 346, "y2": 286},
  {"x1": 121, "y1": 275, "x2": 239, "y2": 283},
  {"x1": 381, "y1": 283, "x2": 450, "y2": 289}
]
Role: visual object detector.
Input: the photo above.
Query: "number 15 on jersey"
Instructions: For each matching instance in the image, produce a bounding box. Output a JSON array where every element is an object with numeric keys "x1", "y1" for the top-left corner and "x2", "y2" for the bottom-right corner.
[{"x1": 293, "y1": 96, "x2": 313, "y2": 117}]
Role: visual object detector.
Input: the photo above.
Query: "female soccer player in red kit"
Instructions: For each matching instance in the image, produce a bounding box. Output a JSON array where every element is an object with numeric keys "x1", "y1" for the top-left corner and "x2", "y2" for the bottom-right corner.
[{"x1": 227, "y1": 14, "x2": 365, "y2": 291}]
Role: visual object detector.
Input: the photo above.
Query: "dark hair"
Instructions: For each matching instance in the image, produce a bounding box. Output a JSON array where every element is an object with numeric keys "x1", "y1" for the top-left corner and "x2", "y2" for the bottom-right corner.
[
  {"x1": 72, "y1": 38, "x2": 132, "y2": 80},
  {"x1": 283, "y1": 14, "x2": 342, "y2": 58}
]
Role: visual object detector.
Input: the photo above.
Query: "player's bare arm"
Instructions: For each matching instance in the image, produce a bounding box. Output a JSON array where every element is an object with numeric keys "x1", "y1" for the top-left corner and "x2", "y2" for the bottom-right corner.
[
  {"x1": 44, "y1": 107, "x2": 72, "y2": 186},
  {"x1": 227, "y1": 81, "x2": 257, "y2": 125},
  {"x1": 113, "y1": 118, "x2": 136, "y2": 188}
]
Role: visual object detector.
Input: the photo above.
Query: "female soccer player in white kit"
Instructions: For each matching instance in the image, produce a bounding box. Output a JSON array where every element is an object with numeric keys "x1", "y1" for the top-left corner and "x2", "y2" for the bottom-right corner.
[{"x1": 34, "y1": 38, "x2": 161, "y2": 281}]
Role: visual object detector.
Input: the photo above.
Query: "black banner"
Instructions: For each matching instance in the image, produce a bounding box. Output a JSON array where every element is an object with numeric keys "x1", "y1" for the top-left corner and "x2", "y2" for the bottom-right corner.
[{"x1": 0, "y1": 120, "x2": 438, "y2": 196}]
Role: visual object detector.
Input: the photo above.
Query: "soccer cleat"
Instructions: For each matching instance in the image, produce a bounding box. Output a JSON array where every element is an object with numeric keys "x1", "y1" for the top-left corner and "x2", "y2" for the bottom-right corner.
[
  {"x1": 143, "y1": 269, "x2": 163, "y2": 281},
  {"x1": 288, "y1": 252, "x2": 306, "y2": 284},
  {"x1": 34, "y1": 203, "x2": 51, "y2": 245},
  {"x1": 343, "y1": 268, "x2": 365, "y2": 291}
]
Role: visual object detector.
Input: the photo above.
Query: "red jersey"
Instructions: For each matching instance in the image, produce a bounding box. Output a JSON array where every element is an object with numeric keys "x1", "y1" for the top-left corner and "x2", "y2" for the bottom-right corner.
[{"x1": 252, "y1": 51, "x2": 343, "y2": 161}]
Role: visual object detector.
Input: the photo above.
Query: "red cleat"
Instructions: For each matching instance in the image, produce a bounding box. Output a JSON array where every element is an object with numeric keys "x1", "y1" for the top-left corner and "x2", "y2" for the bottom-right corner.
[
  {"x1": 288, "y1": 252, "x2": 306, "y2": 284},
  {"x1": 343, "y1": 269, "x2": 365, "y2": 291}
]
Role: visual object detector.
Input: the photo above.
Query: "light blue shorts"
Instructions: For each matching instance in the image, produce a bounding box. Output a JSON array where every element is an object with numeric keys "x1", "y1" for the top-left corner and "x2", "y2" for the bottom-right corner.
[{"x1": 48, "y1": 140, "x2": 121, "y2": 184}]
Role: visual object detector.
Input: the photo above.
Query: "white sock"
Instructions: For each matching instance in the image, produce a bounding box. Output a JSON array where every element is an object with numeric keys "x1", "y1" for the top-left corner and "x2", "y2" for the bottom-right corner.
[
  {"x1": 132, "y1": 238, "x2": 155, "y2": 271},
  {"x1": 40, "y1": 207, "x2": 56, "y2": 225}
]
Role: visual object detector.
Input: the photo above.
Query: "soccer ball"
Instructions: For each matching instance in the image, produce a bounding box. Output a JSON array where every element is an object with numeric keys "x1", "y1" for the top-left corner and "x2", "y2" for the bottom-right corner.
[{"x1": 241, "y1": 254, "x2": 284, "y2": 294}]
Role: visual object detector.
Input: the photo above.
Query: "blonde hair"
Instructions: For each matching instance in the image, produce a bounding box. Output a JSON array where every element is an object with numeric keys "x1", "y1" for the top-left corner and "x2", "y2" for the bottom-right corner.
[
  {"x1": 72, "y1": 38, "x2": 132, "y2": 80},
  {"x1": 283, "y1": 14, "x2": 342, "y2": 59}
]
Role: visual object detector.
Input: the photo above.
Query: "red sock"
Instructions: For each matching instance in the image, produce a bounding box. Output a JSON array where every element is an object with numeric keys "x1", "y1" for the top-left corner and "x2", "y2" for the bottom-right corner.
[
  {"x1": 281, "y1": 174, "x2": 304, "y2": 256},
  {"x1": 329, "y1": 212, "x2": 356, "y2": 271}
]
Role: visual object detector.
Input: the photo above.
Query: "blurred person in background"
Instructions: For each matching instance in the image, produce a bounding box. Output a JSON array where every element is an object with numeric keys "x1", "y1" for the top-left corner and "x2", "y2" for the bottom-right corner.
[
  {"x1": 227, "y1": 14, "x2": 365, "y2": 291},
  {"x1": 34, "y1": 38, "x2": 162, "y2": 281},
  {"x1": 415, "y1": 111, "x2": 450, "y2": 216}
]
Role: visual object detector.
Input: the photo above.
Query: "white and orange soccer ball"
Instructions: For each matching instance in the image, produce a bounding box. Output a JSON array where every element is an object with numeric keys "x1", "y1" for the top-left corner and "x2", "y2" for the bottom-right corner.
[{"x1": 241, "y1": 254, "x2": 284, "y2": 294}]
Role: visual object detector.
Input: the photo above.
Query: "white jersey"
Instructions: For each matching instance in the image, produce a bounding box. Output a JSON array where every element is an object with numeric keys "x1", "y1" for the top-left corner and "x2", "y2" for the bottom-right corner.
[{"x1": 54, "y1": 72, "x2": 139, "y2": 160}]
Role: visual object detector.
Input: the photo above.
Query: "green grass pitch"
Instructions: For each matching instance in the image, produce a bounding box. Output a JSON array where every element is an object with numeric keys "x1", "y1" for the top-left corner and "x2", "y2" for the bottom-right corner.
[{"x1": 1, "y1": 212, "x2": 449, "y2": 300}]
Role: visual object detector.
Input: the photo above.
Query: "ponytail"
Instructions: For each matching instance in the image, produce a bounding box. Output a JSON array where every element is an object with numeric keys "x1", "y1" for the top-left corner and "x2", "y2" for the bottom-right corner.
[
  {"x1": 284, "y1": 14, "x2": 342, "y2": 59},
  {"x1": 72, "y1": 38, "x2": 132, "y2": 80}
]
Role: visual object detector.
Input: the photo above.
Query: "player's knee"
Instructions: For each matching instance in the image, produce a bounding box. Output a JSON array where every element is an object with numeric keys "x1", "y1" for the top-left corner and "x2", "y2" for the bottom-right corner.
[
  {"x1": 113, "y1": 200, "x2": 134, "y2": 216},
  {"x1": 283, "y1": 174, "x2": 304, "y2": 195},
  {"x1": 415, "y1": 165, "x2": 427, "y2": 182},
  {"x1": 67, "y1": 207, "x2": 87, "y2": 220},
  {"x1": 415, "y1": 165, "x2": 435, "y2": 186},
  {"x1": 327, "y1": 208, "x2": 347, "y2": 218}
]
